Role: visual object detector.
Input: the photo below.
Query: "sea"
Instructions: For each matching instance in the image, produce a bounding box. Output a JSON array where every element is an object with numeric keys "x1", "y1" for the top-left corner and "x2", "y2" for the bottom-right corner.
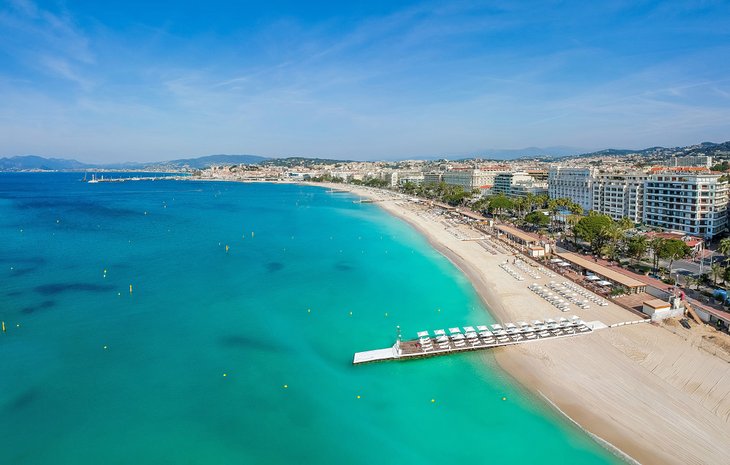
[{"x1": 0, "y1": 173, "x2": 621, "y2": 464}]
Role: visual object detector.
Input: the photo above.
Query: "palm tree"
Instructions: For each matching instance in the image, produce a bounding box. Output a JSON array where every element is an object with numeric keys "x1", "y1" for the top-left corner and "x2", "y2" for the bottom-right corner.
[
  {"x1": 617, "y1": 216, "x2": 634, "y2": 231},
  {"x1": 711, "y1": 263, "x2": 723, "y2": 286},
  {"x1": 569, "y1": 202, "x2": 583, "y2": 215},
  {"x1": 524, "y1": 193, "x2": 535, "y2": 213},
  {"x1": 648, "y1": 237, "x2": 666, "y2": 273},
  {"x1": 601, "y1": 223, "x2": 626, "y2": 262},
  {"x1": 547, "y1": 199, "x2": 559, "y2": 231},
  {"x1": 719, "y1": 238, "x2": 730, "y2": 264}
]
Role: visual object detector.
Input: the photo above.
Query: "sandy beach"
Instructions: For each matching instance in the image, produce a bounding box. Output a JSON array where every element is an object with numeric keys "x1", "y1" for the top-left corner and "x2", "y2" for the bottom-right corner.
[{"x1": 318, "y1": 183, "x2": 730, "y2": 465}]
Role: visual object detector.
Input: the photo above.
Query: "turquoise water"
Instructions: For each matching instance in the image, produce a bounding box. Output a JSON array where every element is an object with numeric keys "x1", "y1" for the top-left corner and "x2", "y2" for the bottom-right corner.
[{"x1": 0, "y1": 173, "x2": 620, "y2": 464}]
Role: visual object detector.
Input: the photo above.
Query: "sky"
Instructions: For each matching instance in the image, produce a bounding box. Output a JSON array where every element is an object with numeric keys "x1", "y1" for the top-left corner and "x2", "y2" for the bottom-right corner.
[{"x1": 1, "y1": 0, "x2": 729, "y2": 162}]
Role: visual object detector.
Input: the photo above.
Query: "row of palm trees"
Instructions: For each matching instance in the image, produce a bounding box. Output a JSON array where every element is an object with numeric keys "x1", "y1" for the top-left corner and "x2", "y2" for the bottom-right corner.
[{"x1": 472, "y1": 192, "x2": 584, "y2": 231}]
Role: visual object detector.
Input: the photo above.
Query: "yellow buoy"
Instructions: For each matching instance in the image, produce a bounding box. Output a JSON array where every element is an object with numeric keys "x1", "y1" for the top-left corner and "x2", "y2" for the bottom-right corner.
[
  {"x1": 1, "y1": 321, "x2": 5, "y2": 333},
  {"x1": 251, "y1": 231, "x2": 255, "y2": 238},
  {"x1": 223, "y1": 373, "x2": 227, "y2": 377},
  {"x1": 502, "y1": 397, "x2": 507, "y2": 401},
  {"x1": 431, "y1": 399, "x2": 435, "y2": 403},
  {"x1": 225, "y1": 245, "x2": 230, "y2": 253},
  {"x1": 283, "y1": 384, "x2": 288, "y2": 389},
  {"x1": 349, "y1": 311, "x2": 352, "y2": 316},
  {"x1": 129, "y1": 284, "x2": 133, "y2": 294},
  {"x1": 103, "y1": 345, "x2": 108, "y2": 350},
  {"x1": 356, "y1": 395, "x2": 361, "y2": 399}
]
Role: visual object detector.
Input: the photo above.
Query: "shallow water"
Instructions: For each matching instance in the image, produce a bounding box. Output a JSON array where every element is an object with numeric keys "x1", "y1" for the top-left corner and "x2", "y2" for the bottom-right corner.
[{"x1": 0, "y1": 173, "x2": 620, "y2": 464}]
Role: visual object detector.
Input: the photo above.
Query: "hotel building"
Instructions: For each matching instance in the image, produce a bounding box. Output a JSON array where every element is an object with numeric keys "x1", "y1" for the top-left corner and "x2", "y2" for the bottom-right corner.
[
  {"x1": 642, "y1": 171, "x2": 728, "y2": 238},
  {"x1": 548, "y1": 167, "x2": 594, "y2": 211},
  {"x1": 591, "y1": 172, "x2": 648, "y2": 223}
]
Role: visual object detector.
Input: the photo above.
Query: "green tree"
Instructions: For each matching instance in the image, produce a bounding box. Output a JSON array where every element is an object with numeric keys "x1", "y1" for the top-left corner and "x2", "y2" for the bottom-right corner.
[
  {"x1": 660, "y1": 239, "x2": 692, "y2": 276},
  {"x1": 601, "y1": 223, "x2": 627, "y2": 261},
  {"x1": 626, "y1": 235, "x2": 648, "y2": 265},
  {"x1": 489, "y1": 194, "x2": 514, "y2": 217},
  {"x1": 723, "y1": 266, "x2": 730, "y2": 285},
  {"x1": 573, "y1": 213, "x2": 613, "y2": 254},
  {"x1": 648, "y1": 237, "x2": 666, "y2": 272},
  {"x1": 401, "y1": 181, "x2": 417, "y2": 195},
  {"x1": 524, "y1": 193, "x2": 536, "y2": 212},
  {"x1": 525, "y1": 211, "x2": 550, "y2": 228},
  {"x1": 617, "y1": 217, "x2": 634, "y2": 231},
  {"x1": 718, "y1": 238, "x2": 730, "y2": 263},
  {"x1": 443, "y1": 185, "x2": 470, "y2": 206},
  {"x1": 711, "y1": 263, "x2": 723, "y2": 285},
  {"x1": 566, "y1": 214, "x2": 581, "y2": 247}
]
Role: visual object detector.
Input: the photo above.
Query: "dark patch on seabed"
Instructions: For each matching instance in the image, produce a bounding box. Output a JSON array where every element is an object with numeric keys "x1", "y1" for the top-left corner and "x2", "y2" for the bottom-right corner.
[
  {"x1": 219, "y1": 335, "x2": 282, "y2": 353},
  {"x1": 14, "y1": 198, "x2": 140, "y2": 218},
  {"x1": 34, "y1": 282, "x2": 115, "y2": 296},
  {"x1": 334, "y1": 261, "x2": 354, "y2": 272},
  {"x1": 20, "y1": 300, "x2": 56, "y2": 314},
  {"x1": 3, "y1": 388, "x2": 39, "y2": 413},
  {"x1": 0, "y1": 256, "x2": 47, "y2": 266},
  {"x1": 266, "y1": 262, "x2": 284, "y2": 272},
  {"x1": 6, "y1": 290, "x2": 23, "y2": 297},
  {"x1": 10, "y1": 267, "x2": 38, "y2": 277}
]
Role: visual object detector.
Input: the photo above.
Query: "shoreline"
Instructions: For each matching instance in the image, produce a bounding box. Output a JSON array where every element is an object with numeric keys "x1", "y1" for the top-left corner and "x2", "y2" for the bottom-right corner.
[{"x1": 311, "y1": 182, "x2": 730, "y2": 465}]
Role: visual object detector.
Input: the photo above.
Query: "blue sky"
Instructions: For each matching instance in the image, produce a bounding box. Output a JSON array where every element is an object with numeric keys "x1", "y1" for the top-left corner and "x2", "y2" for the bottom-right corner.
[{"x1": 1, "y1": 0, "x2": 729, "y2": 162}]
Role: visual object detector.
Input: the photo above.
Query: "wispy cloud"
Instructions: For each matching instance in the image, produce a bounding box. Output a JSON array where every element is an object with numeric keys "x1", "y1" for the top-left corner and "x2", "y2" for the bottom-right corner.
[
  {"x1": 0, "y1": 0, "x2": 94, "y2": 86},
  {"x1": 1, "y1": 0, "x2": 729, "y2": 161}
]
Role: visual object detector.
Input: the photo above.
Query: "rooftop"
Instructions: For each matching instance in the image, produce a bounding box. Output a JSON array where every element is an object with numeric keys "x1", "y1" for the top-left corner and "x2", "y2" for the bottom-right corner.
[
  {"x1": 643, "y1": 298, "x2": 670, "y2": 309},
  {"x1": 555, "y1": 252, "x2": 646, "y2": 289},
  {"x1": 496, "y1": 224, "x2": 539, "y2": 244}
]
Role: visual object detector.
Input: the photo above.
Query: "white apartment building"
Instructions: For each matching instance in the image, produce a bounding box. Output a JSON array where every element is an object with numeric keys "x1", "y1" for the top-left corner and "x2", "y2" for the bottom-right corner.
[
  {"x1": 442, "y1": 169, "x2": 495, "y2": 190},
  {"x1": 591, "y1": 172, "x2": 648, "y2": 222},
  {"x1": 493, "y1": 172, "x2": 532, "y2": 195},
  {"x1": 510, "y1": 181, "x2": 548, "y2": 198},
  {"x1": 548, "y1": 167, "x2": 594, "y2": 211},
  {"x1": 423, "y1": 172, "x2": 443, "y2": 185},
  {"x1": 493, "y1": 172, "x2": 547, "y2": 197},
  {"x1": 643, "y1": 172, "x2": 728, "y2": 238},
  {"x1": 665, "y1": 155, "x2": 713, "y2": 169}
]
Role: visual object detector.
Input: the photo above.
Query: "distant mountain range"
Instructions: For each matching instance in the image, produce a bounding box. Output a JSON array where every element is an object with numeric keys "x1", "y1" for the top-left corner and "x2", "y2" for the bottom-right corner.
[
  {"x1": 0, "y1": 154, "x2": 268, "y2": 171},
  {"x1": 481, "y1": 146, "x2": 587, "y2": 159},
  {"x1": 1, "y1": 141, "x2": 729, "y2": 170}
]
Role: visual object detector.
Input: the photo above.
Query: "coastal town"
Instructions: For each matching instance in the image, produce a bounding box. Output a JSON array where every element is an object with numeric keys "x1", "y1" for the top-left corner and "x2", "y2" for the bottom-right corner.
[
  {"x1": 4, "y1": 2, "x2": 730, "y2": 465},
  {"x1": 192, "y1": 146, "x2": 730, "y2": 333},
  {"x1": 173, "y1": 147, "x2": 730, "y2": 464}
]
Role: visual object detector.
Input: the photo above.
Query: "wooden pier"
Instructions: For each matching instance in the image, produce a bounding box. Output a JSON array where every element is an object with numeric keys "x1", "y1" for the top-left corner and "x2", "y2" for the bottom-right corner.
[{"x1": 353, "y1": 317, "x2": 605, "y2": 365}]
